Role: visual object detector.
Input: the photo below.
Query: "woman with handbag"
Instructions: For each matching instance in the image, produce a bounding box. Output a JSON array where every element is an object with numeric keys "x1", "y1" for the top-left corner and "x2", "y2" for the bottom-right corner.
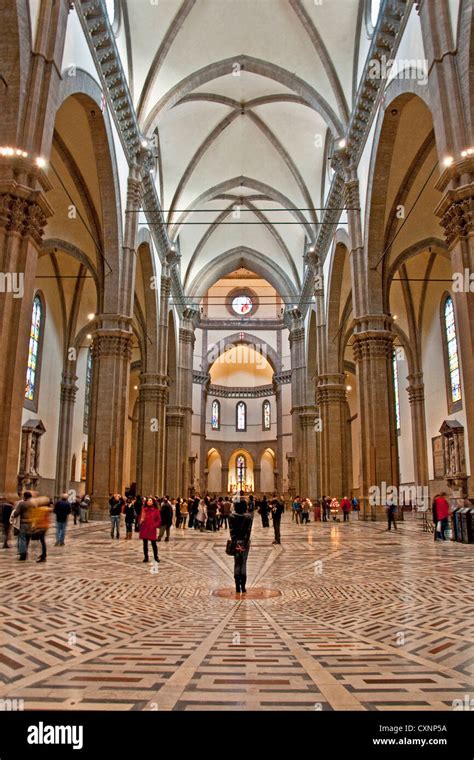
[{"x1": 228, "y1": 497, "x2": 253, "y2": 594}]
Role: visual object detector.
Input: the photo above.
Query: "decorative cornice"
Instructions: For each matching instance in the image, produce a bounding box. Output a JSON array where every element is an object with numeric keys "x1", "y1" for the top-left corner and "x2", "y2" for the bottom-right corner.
[
  {"x1": 208, "y1": 383, "x2": 274, "y2": 399},
  {"x1": 193, "y1": 370, "x2": 210, "y2": 385}
]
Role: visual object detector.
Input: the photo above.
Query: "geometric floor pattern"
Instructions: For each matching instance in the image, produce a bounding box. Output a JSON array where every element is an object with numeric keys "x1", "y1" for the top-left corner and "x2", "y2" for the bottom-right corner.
[{"x1": 0, "y1": 513, "x2": 473, "y2": 711}]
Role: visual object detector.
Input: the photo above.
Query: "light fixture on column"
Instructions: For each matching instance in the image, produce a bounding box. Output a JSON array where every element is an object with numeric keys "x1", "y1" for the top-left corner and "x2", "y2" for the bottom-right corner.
[
  {"x1": 337, "y1": 138, "x2": 347, "y2": 149},
  {"x1": 461, "y1": 148, "x2": 474, "y2": 157},
  {"x1": 86, "y1": 334, "x2": 92, "y2": 340},
  {"x1": 87, "y1": 313, "x2": 95, "y2": 321},
  {"x1": 133, "y1": 385, "x2": 138, "y2": 390},
  {"x1": 35, "y1": 156, "x2": 47, "y2": 168},
  {"x1": 346, "y1": 385, "x2": 352, "y2": 391},
  {"x1": 442, "y1": 156, "x2": 454, "y2": 167}
]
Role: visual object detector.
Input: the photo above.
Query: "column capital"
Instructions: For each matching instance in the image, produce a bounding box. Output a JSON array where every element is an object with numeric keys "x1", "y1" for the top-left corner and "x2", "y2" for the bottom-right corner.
[
  {"x1": 435, "y1": 190, "x2": 474, "y2": 250},
  {"x1": 179, "y1": 326, "x2": 195, "y2": 345},
  {"x1": 91, "y1": 329, "x2": 134, "y2": 361},
  {"x1": 0, "y1": 192, "x2": 50, "y2": 244},
  {"x1": 407, "y1": 372, "x2": 425, "y2": 405}
]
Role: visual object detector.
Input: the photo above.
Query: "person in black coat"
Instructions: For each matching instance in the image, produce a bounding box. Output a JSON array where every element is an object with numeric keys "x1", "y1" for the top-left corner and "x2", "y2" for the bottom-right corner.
[
  {"x1": 270, "y1": 498, "x2": 284, "y2": 545},
  {"x1": 229, "y1": 497, "x2": 253, "y2": 594},
  {"x1": 1, "y1": 499, "x2": 13, "y2": 548},
  {"x1": 158, "y1": 497, "x2": 173, "y2": 542},
  {"x1": 53, "y1": 495, "x2": 71, "y2": 546},
  {"x1": 258, "y1": 495, "x2": 270, "y2": 528}
]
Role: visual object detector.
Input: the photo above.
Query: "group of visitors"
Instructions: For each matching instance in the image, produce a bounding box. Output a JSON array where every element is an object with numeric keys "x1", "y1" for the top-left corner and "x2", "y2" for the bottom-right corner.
[
  {"x1": 0, "y1": 491, "x2": 91, "y2": 562},
  {"x1": 291, "y1": 495, "x2": 359, "y2": 523},
  {"x1": 106, "y1": 492, "x2": 286, "y2": 566}
]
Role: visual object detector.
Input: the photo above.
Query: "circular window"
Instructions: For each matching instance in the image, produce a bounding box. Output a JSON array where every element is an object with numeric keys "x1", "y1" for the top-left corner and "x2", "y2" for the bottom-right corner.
[
  {"x1": 232, "y1": 294, "x2": 253, "y2": 316},
  {"x1": 226, "y1": 287, "x2": 259, "y2": 317}
]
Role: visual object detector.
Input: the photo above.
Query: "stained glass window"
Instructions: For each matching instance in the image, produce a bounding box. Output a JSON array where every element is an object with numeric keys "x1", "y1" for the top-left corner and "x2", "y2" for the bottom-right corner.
[
  {"x1": 25, "y1": 295, "x2": 43, "y2": 403},
  {"x1": 262, "y1": 399, "x2": 271, "y2": 430},
  {"x1": 236, "y1": 455, "x2": 246, "y2": 488},
  {"x1": 444, "y1": 296, "x2": 462, "y2": 404},
  {"x1": 83, "y1": 348, "x2": 93, "y2": 432},
  {"x1": 232, "y1": 294, "x2": 253, "y2": 315},
  {"x1": 393, "y1": 351, "x2": 400, "y2": 433},
  {"x1": 211, "y1": 399, "x2": 220, "y2": 430},
  {"x1": 236, "y1": 401, "x2": 246, "y2": 431}
]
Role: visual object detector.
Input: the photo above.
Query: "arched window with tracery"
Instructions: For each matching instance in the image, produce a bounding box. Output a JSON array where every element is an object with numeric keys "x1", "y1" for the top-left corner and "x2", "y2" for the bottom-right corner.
[
  {"x1": 236, "y1": 454, "x2": 246, "y2": 490},
  {"x1": 83, "y1": 348, "x2": 93, "y2": 433},
  {"x1": 25, "y1": 294, "x2": 44, "y2": 408},
  {"x1": 392, "y1": 351, "x2": 400, "y2": 434},
  {"x1": 262, "y1": 399, "x2": 271, "y2": 430},
  {"x1": 211, "y1": 399, "x2": 220, "y2": 430},
  {"x1": 236, "y1": 401, "x2": 247, "y2": 431},
  {"x1": 441, "y1": 294, "x2": 462, "y2": 412}
]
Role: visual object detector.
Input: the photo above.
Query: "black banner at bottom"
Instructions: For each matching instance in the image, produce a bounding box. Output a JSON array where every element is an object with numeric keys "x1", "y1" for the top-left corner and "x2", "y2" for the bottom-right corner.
[{"x1": 0, "y1": 710, "x2": 472, "y2": 757}]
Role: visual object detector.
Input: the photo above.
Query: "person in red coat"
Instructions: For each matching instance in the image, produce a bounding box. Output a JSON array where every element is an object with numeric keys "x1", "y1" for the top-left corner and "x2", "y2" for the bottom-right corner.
[
  {"x1": 341, "y1": 497, "x2": 351, "y2": 522},
  {"x1": 139, "y1": 497, "x2": 161, "y2": 563},
  {"x1": 433, "y1": 492, "x2": 450, "y2": 541}
]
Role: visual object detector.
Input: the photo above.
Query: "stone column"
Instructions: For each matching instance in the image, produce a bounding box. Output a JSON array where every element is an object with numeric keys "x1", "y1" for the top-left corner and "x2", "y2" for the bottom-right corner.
[
  {"x1": 165, "y1": 408, "x2": 184, "y2": 497},
  {"x1": 299, "y1": 406, "x2": 319, "y2": 499},
  {"x1": 317, "y1": 375, "x2": 349, "y2": 498},
  {"x1": 55, "y1": 369, "x2": 78, "y2": 497},
  {"x1": 0, "y1": 185, "x2": 49, "y2": 499},
  {"x1": 418, "y1": 0, "x2": 474, "y2": 492},
  {"x1": 406, "y1": 372, "x2": 429, "y2": 490},
  {"x1": 253, "y1": 465, "x2": 261, "y2": 494},
  {"x1": 221, "y1": 465, "x2": 229, "y2": 494},
  {"x1": 352, "y1": 316, "x2": 398, "y2": 520},
  {"x1": 156, "y1": 269, "x2": 171, "y2": 494},
  {"x1": 136, "y1": 374, "x2": 167, "y2": 496},
  {"x1": 275, "y1": 382, "x2": 284, "y2": 494},
  {"x1": 86, "y1": 323, "x2": 134, "y2": 511},
  {"x1": 176, "y1": 307, "x2": 198, "y2": 497},
  {"x1": 435, "y1": 166, "x2": 474, "y2": 493},
  {"x1": 288, "y1": 311, "x2": 306, "y2": 495}
]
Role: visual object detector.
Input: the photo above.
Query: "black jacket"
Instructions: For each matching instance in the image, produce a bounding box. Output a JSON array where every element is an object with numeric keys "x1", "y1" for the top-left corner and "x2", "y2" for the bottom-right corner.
[
  {"x1": 0, "y1": 502, "x2": 13, "y2": 525},
  {"x1": 160, "y1": 501, "x2": 173, "y2": 527},
  {"x1": 229, "y1": 513, "x2": 253, "y2": 545},
  {"x1": 109, "y1": 498, "x2": 124, "y2": 516},
  {"x1": 54, "y1": 499, "x2": 71, "y2": 523}
]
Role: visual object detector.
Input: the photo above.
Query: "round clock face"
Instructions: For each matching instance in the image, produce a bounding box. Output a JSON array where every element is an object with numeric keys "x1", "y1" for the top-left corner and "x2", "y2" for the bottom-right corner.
[{"x1": 232, "y1": 294, "x2": 253, "y2": 315}]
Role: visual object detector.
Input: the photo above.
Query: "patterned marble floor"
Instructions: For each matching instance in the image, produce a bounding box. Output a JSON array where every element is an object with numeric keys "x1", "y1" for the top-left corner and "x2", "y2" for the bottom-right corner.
[{"x1": 0, "y1": 513, "x2": 473, "y2": 711}]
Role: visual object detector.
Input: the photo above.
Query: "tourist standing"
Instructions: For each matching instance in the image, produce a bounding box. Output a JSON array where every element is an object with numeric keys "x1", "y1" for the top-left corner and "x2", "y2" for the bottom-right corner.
[
  {"x1": 123, "y1": 499, "x2": 136, "y2": 540},
  {"x1": 109, "y1": 494, "x2": 123, "y2": 539},
  {"x1": 341, "y1": 496, "x2": 351, "y2": 522},
  {"x1": 13, "y1": 491, "x2": 33, "y2": 560},
  {"x1": 259, "y1": 495, "x2": 270, "y2": 528},
  {"x1": 207, "y1": 497, "x2": 218, "y2": 531},
  {"x1": 229, "y1": 500, "x2": 253, "y2": 594},
  {"x1": 385, "y1": 500, "x2": 397, "y2": 532},
  {"x1": 433, "y1": 492, "x2": 450, "y2": 541},
  {"x1": 30, "y1": 502, "x2": 52, "y2": 562},
  {"x1": 0, "y1": 498, "x2": 13, "y2": 548},
  {"x1": 79, "y1": 495, "x2": 90, "y2": 523},
  {"x1": 220, "y1": 496, "x2": 232, "y2": 529},
  {"x1": 139, "y1": 497, "x2": 161, "y2": 563},
  {"x1": 158, "y1": 497, "x2": 173, "y2": 542},
  {"x1": 271, "y1": 497, "x2": 284, "y2": 545},
  {"x1": 301, "y1": 499, "x2": 311, "y2": 524},
  {"x1": 180, "y1": 499, "x2": 188, "y2": 529},
  {"x1": 54, "y1": 494, "x2": 71, "y2": 546},
  {"x1": 195, "y1": 499, "x2": 207, "y2": 531}
]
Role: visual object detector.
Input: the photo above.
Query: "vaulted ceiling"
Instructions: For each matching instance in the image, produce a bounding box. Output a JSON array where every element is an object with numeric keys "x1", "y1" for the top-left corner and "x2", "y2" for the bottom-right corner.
[{"x1": 117, "y1": 0, "x2": 367, "y2": 298}]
